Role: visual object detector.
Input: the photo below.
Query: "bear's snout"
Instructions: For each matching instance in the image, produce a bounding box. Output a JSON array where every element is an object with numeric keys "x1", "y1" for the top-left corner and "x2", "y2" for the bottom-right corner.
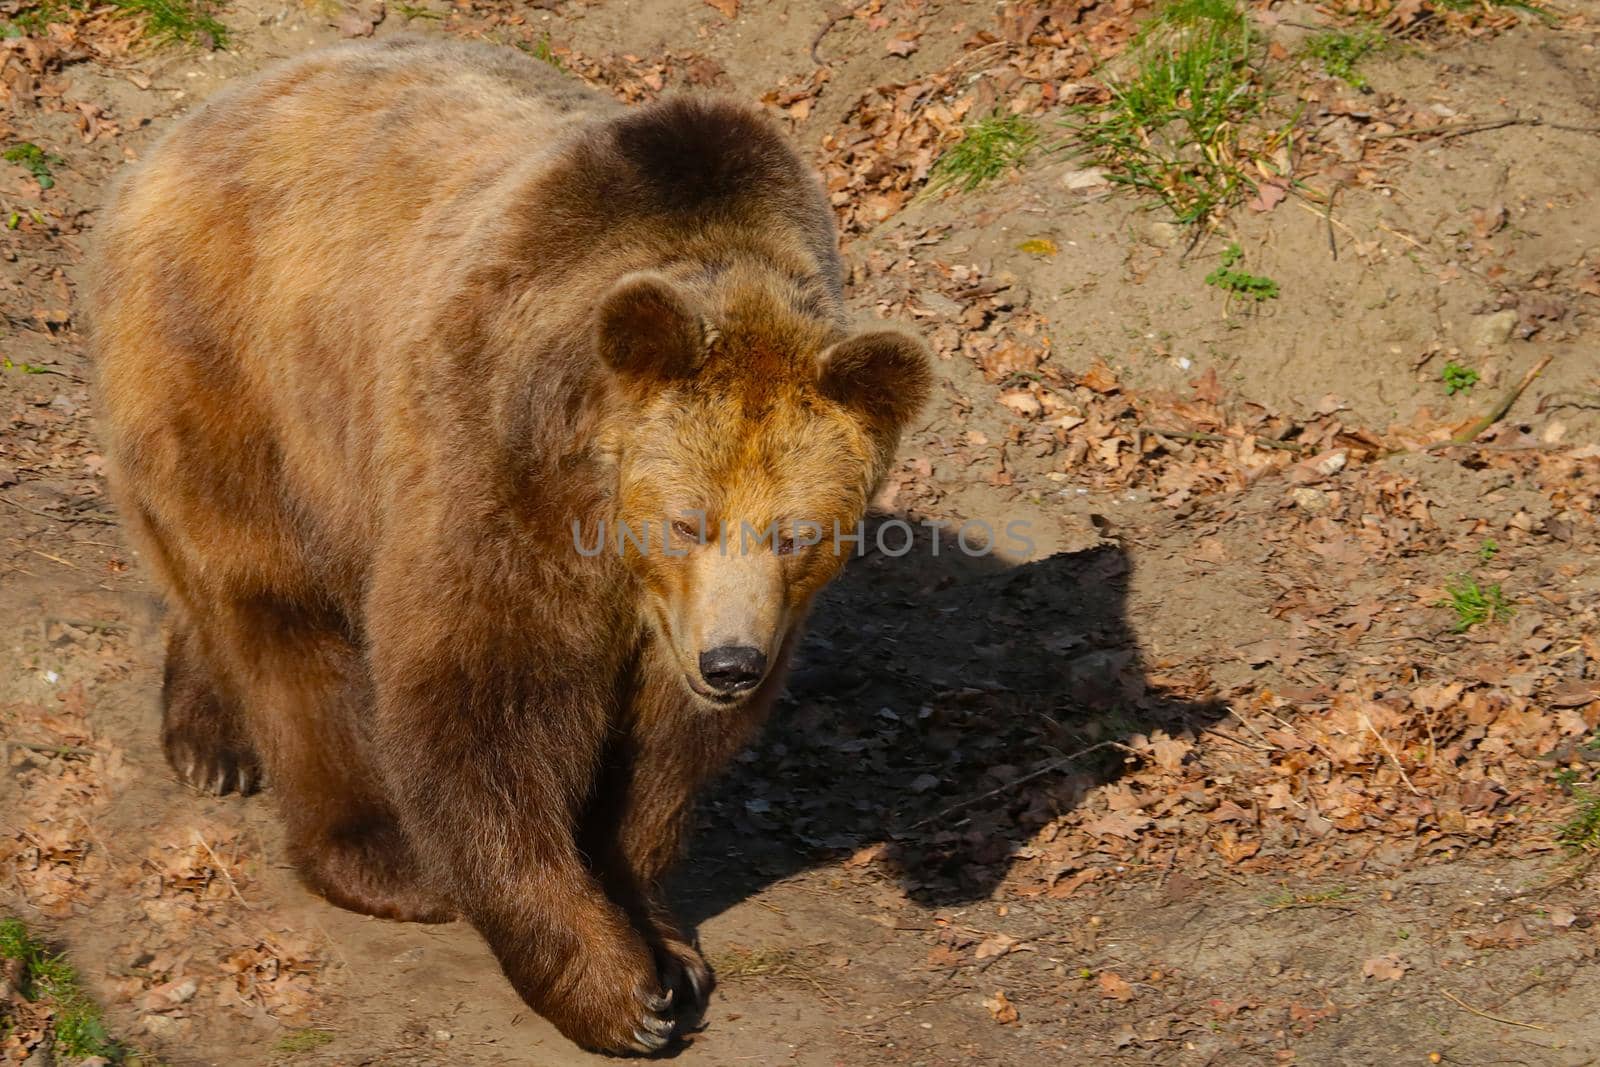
[{"x1": 698, "y1": 645, "x2": 768, "y2": 695}]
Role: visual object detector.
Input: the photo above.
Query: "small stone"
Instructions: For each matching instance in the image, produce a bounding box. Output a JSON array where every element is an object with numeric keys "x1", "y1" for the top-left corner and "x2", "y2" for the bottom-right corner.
[
  {"x1": 1470, "y1": 310, "x2": 1519, "y2": 351},
  {"x1": 1063, "y1": 167, "x2": 1109, "y2": 191},
  {"x1": 1145, "y1": 220, "x2": 1182, "y2": 247},
  {"x1": 1291, "y1": 487, "x2": 1330, "y2": 512}
]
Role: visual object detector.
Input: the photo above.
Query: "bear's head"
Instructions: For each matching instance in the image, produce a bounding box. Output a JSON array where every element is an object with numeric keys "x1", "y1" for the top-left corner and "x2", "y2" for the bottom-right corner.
[{"x1": 595, "y1": 269, "x2": 930, "y2": 706}]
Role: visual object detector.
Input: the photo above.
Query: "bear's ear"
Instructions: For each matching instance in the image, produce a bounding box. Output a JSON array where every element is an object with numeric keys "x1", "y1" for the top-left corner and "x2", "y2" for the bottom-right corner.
[
  {"x1": 817, "y1": 329, "x2": 932, "y2": 434},
  {"x1": 597, "y1": 272, "x2": 704, "y2": 387}
]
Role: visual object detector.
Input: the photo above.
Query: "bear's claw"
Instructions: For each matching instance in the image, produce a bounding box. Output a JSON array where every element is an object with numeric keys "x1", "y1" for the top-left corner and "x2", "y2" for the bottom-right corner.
[{"x1": 623, "y1": 984, "x2": 678, "y2": 1053}]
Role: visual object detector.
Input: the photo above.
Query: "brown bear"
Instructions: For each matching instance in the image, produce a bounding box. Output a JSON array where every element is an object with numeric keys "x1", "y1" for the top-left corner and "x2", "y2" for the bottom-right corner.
[{"x1": 87, "y1": 35, "x2": 929, "y2": 1055}]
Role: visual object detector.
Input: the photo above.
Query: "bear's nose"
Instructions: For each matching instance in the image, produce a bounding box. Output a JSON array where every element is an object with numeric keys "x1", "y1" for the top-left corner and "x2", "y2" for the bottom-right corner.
[{"x1": 698, "y1": 645, "x2": 767, "y2": 694}]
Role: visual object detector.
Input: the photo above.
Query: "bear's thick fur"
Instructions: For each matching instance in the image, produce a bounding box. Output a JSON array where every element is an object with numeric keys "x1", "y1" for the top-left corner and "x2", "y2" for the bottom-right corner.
[{"x1": 88, "y1": 36, "x2": 929, "y2": 1054}]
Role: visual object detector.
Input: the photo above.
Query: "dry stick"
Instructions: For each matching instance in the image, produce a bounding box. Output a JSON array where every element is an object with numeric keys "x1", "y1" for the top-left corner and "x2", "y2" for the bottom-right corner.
[
  {"x1": 1497, "y1": 849, "x2": 1600, "y2": 903},
  {"x1": 1538, "y1": 390, "x2": 1600, "y2": 413},
  {"x1": 4, "y1": 739, "x2": 95, "y2": 757},
  {"x1": 1430, "y1": 354, "x2": 1554, "y2": 449},
  {"x1": 0, "y1": 494, "x2": 116, "y2": 526},
  {"x1": 194, "y1": 831, "x2": 253, "y2": 911},
  {"x1": 1375, "y1": 115, "x2": 1600, "y2": 141},
  {"x1": 1440, "y1": 989, "x2": 1550, "y2": 1032},
  {"x1": 1138, "y1": 426, "x2": 1312, "y2": 453},
  {"x1": 810, "y1": 5, "x2": 852, "y2": 64},
  {"x1": 904, "y1": 741, "x2": 1127, "y2": 831},
  {"x1": 1359, "y1": 712, "x2": 1420, "y2": 797},
  {"x1": 1324, "y1": 181, "x2": 1341, "y2": 261}
]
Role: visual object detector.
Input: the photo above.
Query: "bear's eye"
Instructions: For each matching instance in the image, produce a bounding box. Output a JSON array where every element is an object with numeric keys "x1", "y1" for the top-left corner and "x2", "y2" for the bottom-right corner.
[
  {"x1": 775, "y1": 535, "x2": 798, "y2": 556},
  {"x1": 671, "y1": 519, "x2": 701, "y2": 543}
]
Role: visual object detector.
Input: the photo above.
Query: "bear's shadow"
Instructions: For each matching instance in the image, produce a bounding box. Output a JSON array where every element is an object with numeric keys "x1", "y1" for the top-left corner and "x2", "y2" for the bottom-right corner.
[{"x1": 676, "y1": 514, "x2": 1226, "y2": 925}]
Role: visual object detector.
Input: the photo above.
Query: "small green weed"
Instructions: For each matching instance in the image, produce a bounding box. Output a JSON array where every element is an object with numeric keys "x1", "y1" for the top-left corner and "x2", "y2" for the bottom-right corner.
[
  {"x1": 927, "y1": 112, "x2": 1040, "y2": 194},
  {"x1": 1263, "y1": 885, "x2": 1354, "y2": 908},
  {"x1": 1302, "y1": 27, "x2": 1385, "y2": 90},
  {"x1": 275, "y1": 1028, "x2": 338, "y2": 1053},
  {"x1": 1064, "y1": 0, "x2": 1282, "y2": 224},
  {"x1": 2, "y1": 356, "x2": 52, "y2": 374},
  {"x1": 1557, "y1": 786, "x2": 1600, "y2": 852},
  {"x1": 1205, "y1": 243, "x2": 1279, "y2": 300},
  {"x1": 1442, "y1": 361, "x2": 1480, "y2": 395},
  {"x1": 514, "y1": 31, "x2": 562, "y2": 68},
  {"x1": 4, "y1": 142, "x2": 63, "y2": 189},
  {"x1": 0, "y1": 917, "x2": 124, "y2": 1060},
  {"x1": 1477, "y1": 538, "x2": 1498, "y2": 562},
  {"x1": 392, "y1": 1, "x2": 443, "y2": 18},
  {"x1": 1439, "y1": 573, "x2": 1513, "y2": 632}
]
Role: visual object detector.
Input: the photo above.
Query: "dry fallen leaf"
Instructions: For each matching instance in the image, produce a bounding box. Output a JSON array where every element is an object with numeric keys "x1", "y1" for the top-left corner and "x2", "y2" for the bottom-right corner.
[
  {"x1": 998, "y1": 389, "x2": 1043, "y2": 418},
  {"x1": 1098, "y1": 971, "x2": 1136, "y2": 1001},
  {"x1": 1361, "y1": 954, "x2": 1408, "y2": 982},
  {"x1": 885, "y1": 33, "x2": 920, "y2": 57},
  {"x1": 974, "y1": 933, "x2": 1018, "y2": 961},
  {"x1": 704, "y1": 0, "x2": 738, "y2": 16},
  {"x1": 983, "y1": 990, "x2": 1019, "y2": 1024},
  {"x1": 1246, "y1": 180, "x2": 1288, "y2": 213},
  {"x1": 1079, "y1": 359, "x2": 1120, "y2": 394}
]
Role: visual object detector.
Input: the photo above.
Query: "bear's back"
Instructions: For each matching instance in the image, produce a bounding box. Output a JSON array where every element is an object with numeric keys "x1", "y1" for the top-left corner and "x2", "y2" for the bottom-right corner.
[{"x1": 89, "y1": 37, "x2": 843, "y2": 610}]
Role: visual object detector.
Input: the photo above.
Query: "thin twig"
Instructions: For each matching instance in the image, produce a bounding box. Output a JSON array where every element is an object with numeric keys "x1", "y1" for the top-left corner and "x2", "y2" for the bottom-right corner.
[
  {"x1": 1440, "y1": 989, "x2": 1550, "y2": 1032},
  {"x1": 194, "y1": 832, "x2": 253, "y2": 911},
  {"x1": 5, "y1": 739, "x2": 95, "y2": 757},
  {"x1": 1375, "y1": 115, "x2": 1600, "y2": 141},
  {"x1": 1497, "y1": 849, "x2": 1600, "y2": 903},
  {"x1": 1139, "y1": 426, "x2": 1312, "y2": 453},
  {"x1": 1360, "y1": 712, "x2": 1420, "y2": 796},
  {"x1": 0, "y1": 494, "x2": 117, "y2": 526},
  {"x1": 810, "y1": 5, "x2": 851, "y2": 64},
  {"x1": 1230, "y1": 706, "x2": 1277, "y2": 748},
  {"x1": 904, "y1": 741, "x2": 1128, "y2": 830},
  {"x1": 1324, "y1": 181, "x2": 1340, "y2": 261}
]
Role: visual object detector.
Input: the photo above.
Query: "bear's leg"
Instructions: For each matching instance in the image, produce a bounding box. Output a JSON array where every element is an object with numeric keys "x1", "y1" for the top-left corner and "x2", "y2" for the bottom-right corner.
[
  {"x1": 202, "y1": 595, "x2": 454, "y2": 924},
  {"x1": 161, "y1": 621, "x2": 263, "y2": 796},
  {"x1": 585, "y1": 661, "x2": 781, "y2": 1027},
  {"x1": 368, "y1": 630, "x2": 678, "y2": 1052}
]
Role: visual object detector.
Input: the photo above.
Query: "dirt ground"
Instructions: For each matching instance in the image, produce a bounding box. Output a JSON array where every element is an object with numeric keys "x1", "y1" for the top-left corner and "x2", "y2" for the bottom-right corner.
[{"x1": 4, "y1": 0, "x2": 1600, "y2": 1064}]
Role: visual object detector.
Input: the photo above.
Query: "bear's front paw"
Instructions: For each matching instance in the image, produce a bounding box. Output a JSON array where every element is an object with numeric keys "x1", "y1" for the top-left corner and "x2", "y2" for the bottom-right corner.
[{"x1": 538, "y1": 935, "x2": 680, "y2": 1056}]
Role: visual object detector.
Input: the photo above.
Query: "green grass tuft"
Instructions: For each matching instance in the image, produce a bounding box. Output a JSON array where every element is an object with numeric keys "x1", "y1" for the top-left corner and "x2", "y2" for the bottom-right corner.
[
  {"x1": 108, "y1": 0, "x2": 226, "y2": 46},
  {"x1": 0, "y1": 916, "x2": 124, "y2": 1060},
  {"x1": 275, "y1": 1028, "x2": 338, "y2": 1053},
  {"x1": 1064, "y1": 0, "x2": 1280, "y2": 225},
  {"x1": 927, "y1": 112, "x2": 1040, "y2": 194},
  {"x1": 393, "y1": 1, "x2": 443, "y2": 18},
  {"x1": 1302, "y1": 27, "x2": 1385, "y2": 90},
  {"x1": 1439, "y1": 573, "x2": 1513, "y2": 632},
  {"x1": 1557, "y1": 785, "x2": 1600, "y2": 852},
  {"x1": 516, "y1": 31, "x2": 562, "y2": 69},
  {"x1": 2, "y1": 0, "x2": 87, "y2": 36},
  {"x1": 1433, "y1": 0, "x2": 1556, "y2": 20},
  {"x1": 1204, "y1": 242, "x2": 1278, "y2": 300},
  {"x1": 1, "y1": 0, "x2": 223, "y2": 44}
]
